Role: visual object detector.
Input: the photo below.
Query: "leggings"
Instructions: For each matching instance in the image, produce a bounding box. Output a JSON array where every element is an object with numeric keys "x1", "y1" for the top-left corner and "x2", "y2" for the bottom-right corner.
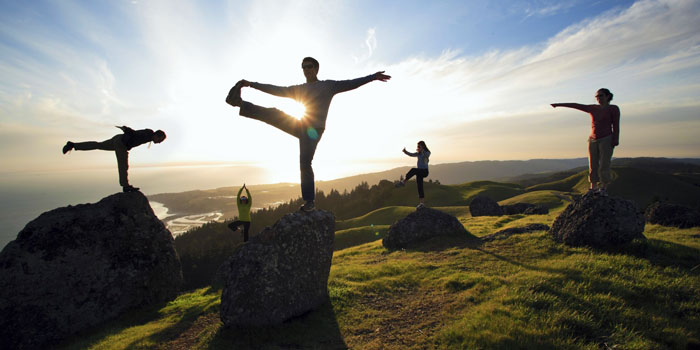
[
  {"x1": 73, "y1": 135, "x2": 129, "y2": 187},
  {"x1": 229, "y1": 220, "x2": 251, "y2": 242},
  {"x1": 405, "y1": 168, "x2": 429, "y2": 198}
]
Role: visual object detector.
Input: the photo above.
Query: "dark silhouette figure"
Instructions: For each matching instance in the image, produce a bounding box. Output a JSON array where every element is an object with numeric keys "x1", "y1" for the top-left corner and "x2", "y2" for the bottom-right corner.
[
  {"x1": 398, "y1": 141, "x2": 431, "y2": 208},
  {"x1": 228, "y1": 184, "x2": 252, "y2": 242},
  {"x1": 226, "y1": 56, "x2": 390, "y2": 212},
  {"x1": 62, "y1": 126, "x2": 166, "y2": 192},
  {"x1": 551, "y1": 88, "x2": 620, "y2": 195}
]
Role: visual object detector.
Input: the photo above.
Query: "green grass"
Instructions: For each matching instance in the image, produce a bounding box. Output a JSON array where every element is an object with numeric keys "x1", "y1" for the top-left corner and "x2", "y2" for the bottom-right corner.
[
  {"x1": 58, "y1": 207, "x2": 700, "y2": 349},
  {"x1": 498, "y1": 189, "x2": 570, "y2": 209}
]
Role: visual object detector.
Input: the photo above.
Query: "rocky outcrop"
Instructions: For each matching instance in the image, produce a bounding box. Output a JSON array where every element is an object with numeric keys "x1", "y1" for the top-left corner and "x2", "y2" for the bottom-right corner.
[
  {"x1": 383, "y1": 207, "x2": 474, "y2": 249},
  {"x1": 469, "y1": 195, "x2": 503, "y2": 216},
  {"x1": 0, "y1": 192, "x2": 182, "y2": 350},
  {"x1": 219, "y1": 210, "x2": 335, "y2": 327},
  {"x1": 645, "y1": 202, "x2": 700, "y2": 228},
  {"x1": 549, "y1": 193, "x2": 645, "y2": 248},
  {"x1": 481, "y1": 224, "x2": 551, "y2": 242}
]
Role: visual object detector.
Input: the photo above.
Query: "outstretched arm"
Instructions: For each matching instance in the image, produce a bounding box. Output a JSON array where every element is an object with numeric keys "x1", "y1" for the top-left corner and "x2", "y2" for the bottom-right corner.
[
  {"x1": 403, "y1": 147, "x2": 417, "y2": 157},
  {"x1": 238, "y1": 79, "x2": 295, "y2": 98},
  {"x1": 334, "y1": 71, "x2": 391, "y2": 94},
  {"x1": 550, "y1": 103, "x2": 590, "y2": 112}
]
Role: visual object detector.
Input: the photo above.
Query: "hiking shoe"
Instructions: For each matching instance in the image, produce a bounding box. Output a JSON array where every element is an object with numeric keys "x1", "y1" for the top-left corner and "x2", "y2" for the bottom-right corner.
[
  {"x1": 416, "y1": 203, "x2": 426, "y2": 209},
  {"x1": 62, "y1": 141, "x2": 74, "y2": 154},
  {"x1": 598, "y1": 188, "x2": 608, "y2": 197},
  {"x1": 123, "y1": 185, "x2": 140, "y2": 193},
  {"x1": 225, "y1": 82, "x2": 243, "y2": 107},
  {"x1": 394, "y1": 180, "x2": 405, "y2": 188},
  {"x1": 300, "y1": 200, "x2": 315, "y2": 212}
]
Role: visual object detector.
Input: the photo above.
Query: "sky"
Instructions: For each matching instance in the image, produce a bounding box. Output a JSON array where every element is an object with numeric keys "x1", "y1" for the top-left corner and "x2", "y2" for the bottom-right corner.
[{"x1": 1, "y1": 0, "x2": 699, "y2": 185}]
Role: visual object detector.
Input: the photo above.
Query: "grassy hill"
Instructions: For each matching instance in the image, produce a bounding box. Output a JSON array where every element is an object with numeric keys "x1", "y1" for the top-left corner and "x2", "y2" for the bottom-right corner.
[{"x1": 56, "y1": 202, "x2": 700, "y2": 349}]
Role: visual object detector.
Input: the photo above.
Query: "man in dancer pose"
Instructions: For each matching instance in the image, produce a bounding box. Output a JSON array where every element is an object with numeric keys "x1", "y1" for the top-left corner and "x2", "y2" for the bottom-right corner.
[{"x1": 225, "y1": 57, "x2": 390, "y2": 211}]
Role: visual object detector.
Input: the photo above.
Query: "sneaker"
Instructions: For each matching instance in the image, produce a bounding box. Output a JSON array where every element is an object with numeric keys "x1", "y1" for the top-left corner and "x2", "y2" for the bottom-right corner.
[
  {"x1": 394, "y1": 180, "x2": 405, "y2": 188},
  {"x1": 225, "y1": 82, "x2": 242, "y2": 107},
  {"x1": 62, "y1": 141, "x2": 74, "y2": 154},
  {"x1": 123, "y1": 185, "x2": 140, "y2": 193},
  {"x1": 227, "y1": 222, "x2": 238, "y2": 231},
  {"x1": 300, "y1": 200, "x2": 315, "y2": 212},
  {"x1": 416, "y1": 203, "x2": 425, "y2": 209},
  {"x1": 598, "y1": 188, "x2": 608, "y2": 197}
]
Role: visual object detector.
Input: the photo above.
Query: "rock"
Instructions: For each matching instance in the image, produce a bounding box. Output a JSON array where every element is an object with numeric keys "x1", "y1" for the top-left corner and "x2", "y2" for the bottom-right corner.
[
  {"x1": 219, "y1": 210, "x2": 335, "y2": 327},
  {"x1": 0, "y1": 192, "x2": 182, "y2": 350},
  {"x1": 481, "y1": 224, "x2": 551, "y2": 242},
  {"x1": 469, "y1": 195, "x2": 504, "y2": 216},
  {"x1": 549, "y1": 193, "x2": 645, "y2": 248},
  {"x1": 645, "y1": 202, "x2": 700, "y2": 228},
  {"x1": 383, "y1": 207, "x2": 473, "y2": 249},
  {"x1": 501, "y1": 203, "x2": 535, "y2": 215},
  {"x1": 524, "y1": 205, "x2": 549, "y2": 215}
]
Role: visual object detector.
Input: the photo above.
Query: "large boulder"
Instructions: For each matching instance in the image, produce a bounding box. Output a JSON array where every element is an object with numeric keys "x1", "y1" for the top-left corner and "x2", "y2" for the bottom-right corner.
[
  {"x1": 645, "y1": 202, "x2": 700, "y2": 228},
  {"x1": 383, "y1": 207, "x2": 473, "y2": 249},
  {"x1": 0, "y1": 192, "x2": 183, "y2": 350},
  {"x1": 220, "y1": 210, "x2": 335, "y2": 327},
  {"x1": 469, "y1": 195, "x2": 504, "y2": 216},
  {"x1": 550, "y1": 193, "x2": 645, "y2": 248}
]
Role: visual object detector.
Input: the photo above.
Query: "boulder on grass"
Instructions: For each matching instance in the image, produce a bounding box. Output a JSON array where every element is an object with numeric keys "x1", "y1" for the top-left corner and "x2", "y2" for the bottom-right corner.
[
  {"x1": 469, "y1": 195, "x2": 503, "y2": 217},
  {"x1": 645, "y1": 202, "x2": 700, "y2": 228},
  {"x1": 383, "y1": 207, "x2": 473, "y2": 249}
]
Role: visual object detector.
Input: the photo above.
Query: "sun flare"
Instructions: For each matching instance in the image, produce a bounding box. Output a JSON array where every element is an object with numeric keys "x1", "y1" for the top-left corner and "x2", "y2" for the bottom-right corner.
[{"x1": 277, "y1": 100, "x2": 306, "y2": 120}]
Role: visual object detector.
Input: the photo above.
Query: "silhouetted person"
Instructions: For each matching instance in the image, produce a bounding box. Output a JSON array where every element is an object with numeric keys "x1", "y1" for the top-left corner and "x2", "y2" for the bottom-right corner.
[
  {"x1": 62, "y1": 126, "x2": 166, "y2": 192},
  {"x1": 228, "y1": 184, "x2": 252, "y2": 242},
  {"x1": 225, "y1": 56, "x2": 391, "y2": 212},
  {"x1": 551, "y1": 88, "x2": 620, "y2": 195},
  {"x1": 398, "y1": 141, "x2": 431, "y2": 208}
]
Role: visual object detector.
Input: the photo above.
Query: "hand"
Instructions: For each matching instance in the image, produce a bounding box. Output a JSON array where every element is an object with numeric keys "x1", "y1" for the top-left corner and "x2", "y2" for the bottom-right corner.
[
  {"x1": 374, "y1": 71, "x2": 391, "y2": 82},
  {"x1": 551, "y1": 103, "x2": 558, "y2": 108},
  {"x1": 402, "y1": 147, "x2": 407, "y2": 152},
  {"x1": 243, "y1": 183, "x2": 246, "y2": 188},
  {"x1": 237, "y1": 79, "x2": 251, "y2": 87}
]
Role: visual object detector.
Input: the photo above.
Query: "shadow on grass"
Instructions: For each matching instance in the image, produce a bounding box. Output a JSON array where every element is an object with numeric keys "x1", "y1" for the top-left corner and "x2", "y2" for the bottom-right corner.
[
  {"x1": 206, "y1": 299, "x2": 347, "y2": 350},
  {"x1": 397, "y1": 235, "x2": 483, "y2": 253},
  {"x1": 608, "y1": 238, "x2": 700, "y2": 270}
]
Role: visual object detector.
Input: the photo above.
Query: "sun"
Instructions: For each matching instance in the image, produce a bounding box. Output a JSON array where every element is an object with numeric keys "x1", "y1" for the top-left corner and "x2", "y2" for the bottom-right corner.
[{"x1": 277, "y1": 99, "x2": 306, "y2": 120}]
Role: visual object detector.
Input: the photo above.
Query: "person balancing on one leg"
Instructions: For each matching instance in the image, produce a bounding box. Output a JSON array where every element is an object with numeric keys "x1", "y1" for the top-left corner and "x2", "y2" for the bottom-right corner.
[
  {"x1": 397, "y1": 141, "x2": 431, "y2": 208},
  {"x1": 227, "y1": 184, "x2": 252, "y2": 242},
  {"x1": 551, "y1": 88, "x2": 620, "y2": 196},
  {"x1": 62, "y1": 126, "x2": 166, "y2": 193},
  {"x1": 225, "y1": 56, "x2": 391, "y2": 212}
]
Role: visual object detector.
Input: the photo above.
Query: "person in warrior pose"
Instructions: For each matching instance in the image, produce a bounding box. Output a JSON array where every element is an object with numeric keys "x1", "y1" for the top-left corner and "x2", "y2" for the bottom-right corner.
[
  {"x1": 225, "y1": 56, "x2": 390, "y2": 211},
  {"x1": 62, "y1": 126, "x2": 166, "y2": 192}
]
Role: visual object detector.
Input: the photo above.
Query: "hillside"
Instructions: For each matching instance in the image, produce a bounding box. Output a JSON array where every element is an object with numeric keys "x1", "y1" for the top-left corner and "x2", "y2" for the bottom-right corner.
[{"x1": 56, "y1": 197, "x2": 700, "y2": 349}]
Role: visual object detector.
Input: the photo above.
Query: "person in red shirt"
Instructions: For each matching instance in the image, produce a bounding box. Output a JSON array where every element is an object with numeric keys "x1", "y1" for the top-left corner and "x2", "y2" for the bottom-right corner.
[{"x1": 551, "y1": 88, "x2": 620, "y2": 195}]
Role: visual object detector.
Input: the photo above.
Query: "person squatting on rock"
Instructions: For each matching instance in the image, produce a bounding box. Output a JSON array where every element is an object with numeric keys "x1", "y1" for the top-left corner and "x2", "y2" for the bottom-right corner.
[
  {"x1": 62, "y1": 126, "x2": 166, "y2": 193},
  {"x1": 551, "y1": 88, "x2": 620, "y2": 196},
  {"x1": 225, "y1": 56, "x2": 391, "y2": 212},
  {"x1": 398, "y1": 141, "x2": 431, "y2": 208},
  {"x1": 228, "y1": 184, "x2": 252, "y2": 242}
]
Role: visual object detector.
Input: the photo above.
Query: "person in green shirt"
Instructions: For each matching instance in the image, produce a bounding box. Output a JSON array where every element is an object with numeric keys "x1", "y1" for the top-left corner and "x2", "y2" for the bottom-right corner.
[{"x1": 228, "y1": 184, "x2": 252, "y2": 242}]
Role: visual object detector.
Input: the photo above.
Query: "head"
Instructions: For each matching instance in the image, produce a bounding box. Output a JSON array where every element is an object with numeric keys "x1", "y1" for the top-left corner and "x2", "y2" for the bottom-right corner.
[
  {"x1": 240, "y1": 196, "x2": 248, "y2": 204},
  {"x1": 417, "y1": 140, "x2": 429, "y2": 152},
  {"x1": 595, "y1": 88, "x2": 613, "y2": 106},
  {"x1": 301, "y1": 57, "x2": 319, "y2": 82},
  {"x1": 153, "y1": 130, "x2": 166, "y2": 144}
]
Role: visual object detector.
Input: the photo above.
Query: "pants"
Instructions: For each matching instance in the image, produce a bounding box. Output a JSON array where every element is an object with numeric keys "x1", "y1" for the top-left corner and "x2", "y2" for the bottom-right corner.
[
  {"x1": 588, "y1": 135, "x2": 614, "y2": 187},
  {"x1": 405, "y1": 168, "x2": 429, "y2": 199},
  {"x1": 239, "y1": 101, "x2": 324, "y2": 201},
  {"x1": 73, "y1": 135, "x2": 129, "y2": 187},
  {"x1": 229, "y1": 220, "x2": 251, "y2": 242}
]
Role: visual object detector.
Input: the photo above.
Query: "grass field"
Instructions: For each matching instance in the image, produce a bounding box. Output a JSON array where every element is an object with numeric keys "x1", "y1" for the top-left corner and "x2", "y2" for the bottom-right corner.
[{"x1": 57, "y1": 197, "x2": 700, "y2": 350}]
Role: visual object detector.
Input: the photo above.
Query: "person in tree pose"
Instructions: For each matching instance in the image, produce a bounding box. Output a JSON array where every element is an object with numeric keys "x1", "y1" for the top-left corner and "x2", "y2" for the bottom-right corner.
[
  {"x1": 62, "y1": 126, "x2": 166, "y2": 193},
  {"x1": 551, "y1": 88, "x2": 620, "y2": 195},
  {"x1": 228, "y1": 184, "x2": 252, "y2": 242},
  {"x1": 225, "y1": 56, "x2": 391, "y2": 212},
  {"x1": 398, "y1": 141, "x2": 431, "y2": 208}
]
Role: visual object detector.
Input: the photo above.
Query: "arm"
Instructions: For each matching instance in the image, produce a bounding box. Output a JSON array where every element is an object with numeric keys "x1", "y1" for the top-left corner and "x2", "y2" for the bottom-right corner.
[
  {"x1": 236, "y1": 186, "x2": 244, "y2": 205},
  {"x1": 403, "y1": 148, "x2": 418, "y2": 157},
  {"x1": 333, "y1": 71, "x2": 391, "y2": 94},
  {"x1": 238, "y1": 79, "x2": 295, "y2": 98},
  {"x1": 612, "y1": 106, "x2": 620, "y2": 147},
  {"x1": 244, "y1": 187, "x2": 251, "y2": 204},
  {"x1": 550, "y1": 103, "x2": 591, "y2": 112}
]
